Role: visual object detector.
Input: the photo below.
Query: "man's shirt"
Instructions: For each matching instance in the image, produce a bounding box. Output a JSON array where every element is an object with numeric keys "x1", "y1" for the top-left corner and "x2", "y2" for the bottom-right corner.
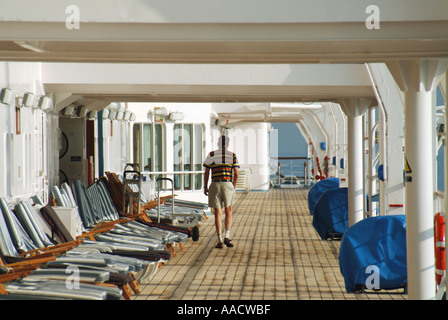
[{"x1": 203, "y1": 148, "x2": 240, "y2": 181}]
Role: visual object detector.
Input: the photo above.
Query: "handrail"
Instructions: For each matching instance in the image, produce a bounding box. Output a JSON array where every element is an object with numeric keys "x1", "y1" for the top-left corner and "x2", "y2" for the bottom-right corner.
[
  {"x1": 141, "y1": 170, "x2": 204, "y2": 175},
  {"x1": 156, "y1": 177, "x2": 174, "y2": 223},
  {"x1": 271, "y1": 156, "x2": 309, "y2": 160}
]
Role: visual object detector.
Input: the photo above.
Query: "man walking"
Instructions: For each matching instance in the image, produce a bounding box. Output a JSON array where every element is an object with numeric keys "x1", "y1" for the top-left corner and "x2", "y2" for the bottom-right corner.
[{"x1": 203, "y1": 135, "x2": 239, "y2": 248}]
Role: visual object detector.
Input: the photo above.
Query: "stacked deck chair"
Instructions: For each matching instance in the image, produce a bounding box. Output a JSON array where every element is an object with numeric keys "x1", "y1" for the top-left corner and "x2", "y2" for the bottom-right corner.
[
  {"x1": 52, "y1": 182, "x2": 165, "y2": 283},
  {"x1": 37, "y1": 197, "x2": 148, "y2": 296},
  {"x1": 58, "y1": 179, "x2": 190, "y2": 280},
  {"x1": 0, "y1": 197, "x2": 137, "y2": 300},
  {"x1": 102, "y1": 174, "x2": 193, "y2": 250},
  {"x1": 8, "y1": 197, "x2": 149, "y2": 299},
  {"x1": 117, "y1": 173, "x2": 206, "y2": 229},
  {"x1": 22, "y1": 197, "x2": 158, "y2": 298},
  {"x1": 312, "y1": 187, "x2": 349, "y2": 240}
]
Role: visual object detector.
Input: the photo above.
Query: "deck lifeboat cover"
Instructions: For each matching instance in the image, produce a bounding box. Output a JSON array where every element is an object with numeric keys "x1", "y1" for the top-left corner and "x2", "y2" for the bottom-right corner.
[
  {"x1": 339, "y1": 215, "x2": 407, "y2": 293},
  {"x1": 307, "y1": 177, "x2": 339, "y2": 215},
  {"x1": 312, "y1": 187, "x2": 348, "y2": 240}
]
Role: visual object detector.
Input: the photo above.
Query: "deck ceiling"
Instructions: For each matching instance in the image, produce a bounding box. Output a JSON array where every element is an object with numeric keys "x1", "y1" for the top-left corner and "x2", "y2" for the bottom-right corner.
[
  {"x1": 1, "y1": 21, "x2": 447, "y2": 64},
  {"x1": 42, "y1": 63, "x2": 375, "y2": 108},
  {"x1": 45, "y1": 83, "x2": 375, "y2": 106},
  {"x1": 1, "y1": 0, "x2": 447, "y2": 64},
  {"x1": 1, "y1": 0, "x2": 448, "y2": 105}
]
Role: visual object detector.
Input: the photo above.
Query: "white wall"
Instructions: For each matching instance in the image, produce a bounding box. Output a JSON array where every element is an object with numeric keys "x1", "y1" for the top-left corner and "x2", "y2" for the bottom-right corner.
[
  {"x1": 122, "y1": 102, "x2": 212, "y2": 202},
  {"x1": 0, "y1": 62, "x2": 49, "y2": 202},
  {"x1": 226, "y1": 122, "x2": 270, "y2": 191}
]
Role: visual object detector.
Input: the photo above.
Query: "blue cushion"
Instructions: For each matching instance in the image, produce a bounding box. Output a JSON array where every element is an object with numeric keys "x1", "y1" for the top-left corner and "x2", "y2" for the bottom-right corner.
[
  {"x1": 312, "y1": 187, "x2": 348, "y2": 240},
  {"x1": 339, "y1": 215, "x2": 407, "y2": 293},
  {"x1": 307, "y1": 177, "x2": 339, "y2": 215}
]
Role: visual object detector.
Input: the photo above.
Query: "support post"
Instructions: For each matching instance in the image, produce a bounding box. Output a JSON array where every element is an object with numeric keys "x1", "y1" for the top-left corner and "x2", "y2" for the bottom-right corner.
[
  {"x1": 367, "y1": 106, "x2": 377, "y2": 217},
  {"x1": 340, "y1": 98, "x2": 372, "y2": 227},
  {"x1": 443, "y1": 70, "x2": 448, "y2": 297},
  {"x1": 387, "y1": 59, "x2": 448, "y2": 300},
  {"x1": 98, "y1": 110, "x2": 104, "y2": 177},
  {"x1": 404, "y1": 90, "x2": 435, "y2": 300}
]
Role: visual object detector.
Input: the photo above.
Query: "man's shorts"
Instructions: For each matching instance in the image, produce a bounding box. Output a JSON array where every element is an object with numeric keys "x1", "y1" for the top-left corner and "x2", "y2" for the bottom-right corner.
[{"x1": 208, "y1": 181, "x2": 235, "y2": 209}]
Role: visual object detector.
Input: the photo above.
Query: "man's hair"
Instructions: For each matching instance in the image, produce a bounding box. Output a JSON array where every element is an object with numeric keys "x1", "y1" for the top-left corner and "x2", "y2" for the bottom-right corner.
[{"x1": 218, "y1": 135, "x2": 230, "y2": 148}]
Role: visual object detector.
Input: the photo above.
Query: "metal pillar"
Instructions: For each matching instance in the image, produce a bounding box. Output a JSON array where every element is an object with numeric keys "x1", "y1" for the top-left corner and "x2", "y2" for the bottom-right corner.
[
  {"x1": 443, "y1": 70, "x2": 448, "y2": 297},
  {"x1": 387, "y1": 59, "x2": 448, "y2": 300},
  {"x1": 367, "y1": 106, "x2": 377, "y2": 217},
  {"x1": 405, "y1": 90, "x2": 435, "y2": 300},
  {"x1": 340, "y1": 98, "x2": 372, "y2": 227},
  {"x1": 97, "y1": 110, "x2": 104, "y2": 177}
]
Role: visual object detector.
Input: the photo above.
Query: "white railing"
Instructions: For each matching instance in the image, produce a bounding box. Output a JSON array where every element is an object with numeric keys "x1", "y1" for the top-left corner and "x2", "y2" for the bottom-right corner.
[{"x1": 141, "y1": 170, "x2": 204, "y2": 192}]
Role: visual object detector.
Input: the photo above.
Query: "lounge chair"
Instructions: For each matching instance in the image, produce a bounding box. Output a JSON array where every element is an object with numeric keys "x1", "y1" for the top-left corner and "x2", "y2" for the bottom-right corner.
[
  {"x1": 50, "y1": 181, "x2": 170, "y2": 281},
  {"x1": 104, "y1": 172, "x2": 198, "y2": 243},
  {"x1": 0, "y1": 206, "x2": 116, "y2": 299},
  {"x1": 0, "y1": 197, "x2": 145, "y2": 299},
  {"x1": 71, "y1": 179, "x2": 188, "y2": 258}
]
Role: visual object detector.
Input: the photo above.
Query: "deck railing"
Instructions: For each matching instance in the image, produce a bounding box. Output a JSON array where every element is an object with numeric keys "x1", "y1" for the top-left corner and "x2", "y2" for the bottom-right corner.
[{"x1": 270, "y1": 156, "x2": 311, "y2": 185}]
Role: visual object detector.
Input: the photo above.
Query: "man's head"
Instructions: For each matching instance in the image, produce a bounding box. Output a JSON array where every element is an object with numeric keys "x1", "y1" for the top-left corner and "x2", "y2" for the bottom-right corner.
[{"x1": 218, "y1": 135, "x2": 230, "y2": 149}]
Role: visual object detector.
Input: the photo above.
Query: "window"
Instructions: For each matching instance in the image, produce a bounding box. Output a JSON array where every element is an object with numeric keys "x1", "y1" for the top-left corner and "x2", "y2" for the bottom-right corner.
[
  {"x1": 173, "y1": 123, "x2": 204, "y2": 191},
  {"x1": 133, "y1": 123, "x2": 165, "y2": 175}
]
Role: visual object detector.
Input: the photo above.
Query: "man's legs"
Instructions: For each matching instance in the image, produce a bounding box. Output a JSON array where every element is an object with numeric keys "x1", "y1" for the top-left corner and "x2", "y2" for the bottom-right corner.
[
  {"x1": 214, "y1": 207, "x2": 223, "y2": 245},
  {"x1": 214, "y1": 206, "x2": 233, "y2": 248},
  {"x1": 223, "y1": 206, "x2": 234, "y2": 247}
]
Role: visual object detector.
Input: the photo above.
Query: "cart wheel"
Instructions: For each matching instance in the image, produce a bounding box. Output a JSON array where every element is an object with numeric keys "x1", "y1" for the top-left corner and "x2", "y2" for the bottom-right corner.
[{"x1": 192, "y1": 226, "x2": 200, "y2": 241}]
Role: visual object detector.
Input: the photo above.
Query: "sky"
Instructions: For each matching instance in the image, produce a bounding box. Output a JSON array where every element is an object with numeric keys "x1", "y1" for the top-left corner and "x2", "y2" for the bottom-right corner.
[{"x1": 270, "y1": 122, "x2": 307, "y2": 157}]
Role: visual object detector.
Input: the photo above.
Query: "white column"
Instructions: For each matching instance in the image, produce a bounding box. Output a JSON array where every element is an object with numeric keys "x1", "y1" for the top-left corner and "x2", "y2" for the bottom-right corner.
[
  {"x1": 387, "y1": 59, "x2": 448, "y2": 300},
  {"x1": 367, "y1": 106, "x2": 377, "y2": 217},
  {"x1": 404, "y1": 90, "x2": 435, "y2": 300},
  {"x1": 340, "y1": 98, "x2": 372, "y2": 227},
  {"x1": 377, "y1": 103, "x2": 387, "y2": 216},
  {"x1": 443, "y1": 70, "x2": 448, "y2": 295}
]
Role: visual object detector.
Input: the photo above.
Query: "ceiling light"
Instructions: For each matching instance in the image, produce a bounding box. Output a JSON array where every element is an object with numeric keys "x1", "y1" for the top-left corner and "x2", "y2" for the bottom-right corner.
[{"x1": 0, "y1": 88, "x2": 13, "y2": 104}]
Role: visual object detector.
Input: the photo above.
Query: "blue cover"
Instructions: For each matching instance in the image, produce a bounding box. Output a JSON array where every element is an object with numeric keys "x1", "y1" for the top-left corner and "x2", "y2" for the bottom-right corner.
[
  {"x1": 307, "y1": 177, "x2": 339, "y2": 215},
  {"x1": 312, "y1": 187, "x2": 348, "y2": 240},
  {"x1": 339, "y1": 215, "x2": 407, "y2": 293}
]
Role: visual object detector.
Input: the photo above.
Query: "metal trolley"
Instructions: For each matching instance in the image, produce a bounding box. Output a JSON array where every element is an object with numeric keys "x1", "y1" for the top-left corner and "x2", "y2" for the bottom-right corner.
[
  {"x1": 156, "y1": 177, "x2": 200, "y2": 241},
  {"x1": 122, "y1": 163, "x2": 142, "y2": 216}
]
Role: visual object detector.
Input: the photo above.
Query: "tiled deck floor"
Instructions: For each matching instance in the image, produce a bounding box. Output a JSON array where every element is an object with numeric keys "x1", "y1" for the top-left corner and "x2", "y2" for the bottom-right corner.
[{"x1": 134, "y1": 188, "x2": 407, "y2": 300}]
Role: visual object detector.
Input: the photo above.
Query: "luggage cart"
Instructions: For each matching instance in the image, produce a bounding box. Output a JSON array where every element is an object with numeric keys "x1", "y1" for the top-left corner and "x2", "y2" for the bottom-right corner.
[
  {"x1": 156, "y1": 177, "x2": 200, "y2": 241},
  {"x1": 122, "y1": 163, "x2": 142, "y2": 216}
]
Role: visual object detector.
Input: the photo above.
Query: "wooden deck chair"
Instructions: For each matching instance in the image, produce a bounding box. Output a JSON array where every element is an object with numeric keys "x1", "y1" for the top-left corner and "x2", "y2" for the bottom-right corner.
[
  {"x1": 0, "y1": 198, "x2": 140, "y2": 300},
  {"x1": 75, "y1": 178, "x2": 184, "y2": 257}
]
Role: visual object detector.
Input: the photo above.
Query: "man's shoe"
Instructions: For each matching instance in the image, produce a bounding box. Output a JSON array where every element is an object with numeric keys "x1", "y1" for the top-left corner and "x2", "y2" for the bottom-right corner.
[
  {"x1": 224, "y1": 238, "x2": 234, "y2": 248},
  {"x1": 215, "y1": 242, "x2": 224, "y2": 249}
]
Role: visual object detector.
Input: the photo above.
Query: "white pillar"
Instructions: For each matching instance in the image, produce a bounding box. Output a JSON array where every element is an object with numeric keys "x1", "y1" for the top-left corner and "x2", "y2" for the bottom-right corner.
[
  {"x1": 387, "y1": 59, "x2": 448, "y2": 300},
  {"x1": 443, "y1": 70, "x2": 448, "y2": 295},
  {"x1": 367, "y1": 106, "x2": 377, "y2": 217},
  {"x1": 377, "y1": 103, "x2": 387, "y2": 216},
  {"x1": 340, "y1": 98, "x2": 372, "y2": 227},
  {"x1": 404, "y1": 90, "x2": 435, "y2": 300}
]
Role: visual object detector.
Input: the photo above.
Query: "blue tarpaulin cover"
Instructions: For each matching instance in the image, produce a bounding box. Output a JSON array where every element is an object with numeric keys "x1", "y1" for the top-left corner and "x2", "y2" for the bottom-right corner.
[
  {"x1": 307, "y1": 177, "x2": 339, "y2": 216},
  {"x1": 312, "y1": 187, "x2": 348, "y2": 240},
  {"x1": 339, "y1": 215, "x2": 407, "y2": 293}
]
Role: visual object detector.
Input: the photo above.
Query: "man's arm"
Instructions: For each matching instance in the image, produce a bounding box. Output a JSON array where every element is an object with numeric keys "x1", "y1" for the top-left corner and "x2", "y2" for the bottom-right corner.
[
  {"x1": 204, "y1": 167, "x2": 210, "y2": 196},
  {"x1": 233, "y1": 167, "x2": 239, "y2": 189}
]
